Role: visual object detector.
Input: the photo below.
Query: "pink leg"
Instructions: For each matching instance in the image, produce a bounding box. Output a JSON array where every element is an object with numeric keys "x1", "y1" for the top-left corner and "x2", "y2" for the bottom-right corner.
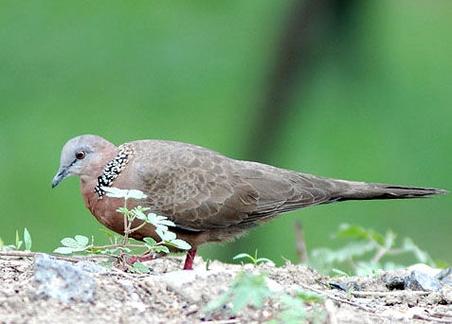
[{"x1": 183, "y1": 248, "x2": 197, "y2": 270}]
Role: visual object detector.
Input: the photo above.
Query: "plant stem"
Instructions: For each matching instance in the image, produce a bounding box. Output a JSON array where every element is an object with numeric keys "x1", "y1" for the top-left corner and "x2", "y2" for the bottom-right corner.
[
  {"x1": 123, "y1": 198, "x2": 129, "y2": 246},
  {"x1": 88, "y1": 243, "x2": 145, "y2": 250},
  {"x1": 129, "y1": 221, "x2": 148, "y2": 234}
]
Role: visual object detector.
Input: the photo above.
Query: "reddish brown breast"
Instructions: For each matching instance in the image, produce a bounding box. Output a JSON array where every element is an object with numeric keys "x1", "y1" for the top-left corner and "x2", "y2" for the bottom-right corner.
[{"x1": 80, "y1": 178, "x2": 125, "y2": 235}]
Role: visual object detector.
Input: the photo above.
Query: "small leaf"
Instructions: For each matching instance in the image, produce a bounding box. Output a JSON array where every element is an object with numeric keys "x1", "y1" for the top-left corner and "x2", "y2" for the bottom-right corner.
[
  {"x1": 152, "y1": 245, "x2": 170, "y2": 254},
  {"x1": 133, "y1": 208, "x2": 147, "y2": 220},
  {"x1": 205, "y1": 271, "x2": 271, "y2": 314},
  {"x1": 156, "y1": 228, "x2": 177, "y2": 241},
  {"x1": 146, "y1": 213, "x2": 175, "y2": 228},
  {"x1": 233, "y1": 253, "x2": 253, "y2": 261},
  {"x1": 295, "y1": 290, "x2": 323, "y2": 303},
  {"x1": 155, "y1": 228, "x2": 165, "y2": 241},
  {"x1": 331, "y1": 268, "x2": 349, "y2": 276},
  {"x1": 146, "y1": 213, "x2": 161, "y2": 225},
  {"x1": 102, "y1": 187, "x2": 147, "y2": 200},
  {"x1": 163, "y1": 231, "x2": 177, "y2": 242},
  {"x1": 131, "y1": 262, "x2": 150, "y2": 273},
  {"x1": 256, "y1": 257, "x2": 273, "y2": 265},
  {"x1": 143, "y1": 237, "x2": 157, "y2": 246},
  {"x1": 143, "y1": 237, "x2": 158, "y2": 249},
  {"x1": 23, "y1": 228, "x2": 32, "y2": 251},
  {"x1": 54, "y1": 247, "x2": 75, "y2": 254},
  {"x1": 15, "y1": 230, "x2": 22, "y2": 250},
  {"x1": 61, "y1": 237, "x2": 78, "y2": 248},
  {"x1": 169, "y1": 239, "x2": 191, "y2": 250},
  {"x1": 126, "y1": 189, "x2": 148, "y2": 200},
  {"x1": 156, "y1": 219, "x2": 176, "y2": 227},
  {"x1": 74, "y1": 235, "x2": 89, "y2": 247},
  {"x1": 116, "y1": 207, "x2": 129, "y2": 215},
  {"x1": 102, "y1": 187, "x2": 128, "y2": 198},
  {"x1": 230, "y1": 272, "x2": 271, "y2": 313}
]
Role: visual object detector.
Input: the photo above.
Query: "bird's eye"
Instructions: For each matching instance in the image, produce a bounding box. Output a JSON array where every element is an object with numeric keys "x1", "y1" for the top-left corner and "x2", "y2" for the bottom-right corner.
[{"x1": 75, "y1": 151, "x2": 86, "y2": 160}]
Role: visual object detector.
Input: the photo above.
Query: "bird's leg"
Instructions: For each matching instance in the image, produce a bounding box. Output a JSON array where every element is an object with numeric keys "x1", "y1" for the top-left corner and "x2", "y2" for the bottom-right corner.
[{"x1": 183, "y1": 248, "x2": 197, "y2": 270}]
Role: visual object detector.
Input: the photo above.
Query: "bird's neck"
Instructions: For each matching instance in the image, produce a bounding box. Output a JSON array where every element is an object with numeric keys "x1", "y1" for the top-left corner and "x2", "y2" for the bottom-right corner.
[{"x1": 80, "y1": 145, "x2": 119, "y2": 206}]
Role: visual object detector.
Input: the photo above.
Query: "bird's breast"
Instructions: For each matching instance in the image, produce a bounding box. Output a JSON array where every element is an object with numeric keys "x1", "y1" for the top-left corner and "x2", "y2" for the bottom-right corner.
[{"x1": 80, "y1": 179, "x2": 126, "y2": 235}]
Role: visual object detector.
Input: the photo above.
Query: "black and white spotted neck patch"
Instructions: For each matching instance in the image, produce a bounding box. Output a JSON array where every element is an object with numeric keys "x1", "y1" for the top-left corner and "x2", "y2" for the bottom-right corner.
[{"x1": 95, "y1": 144, "x2": 133, "y2": 198}]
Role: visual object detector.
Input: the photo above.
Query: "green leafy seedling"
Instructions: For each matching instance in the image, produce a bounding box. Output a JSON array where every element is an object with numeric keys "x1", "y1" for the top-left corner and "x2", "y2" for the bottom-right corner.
[
  {"x1": 131, "y1": 261, "x2": 150, "y2": 274},
  {"x1": 54, "y1": 235, "x2": 90, "y2": 254},
  {"x1": 23, "y1": 228, "x2": 32, "y2": 251},
  {"x1": 233, "y1": 250, "x2": 273, "y2": 266},
  {"x1": 206, "y1": 271, "x2": 271, "y2": 314},
  {"x1": 271, "y1": 290, "x2": 325, "y2": 324},
  {"x1": 310, "y1": 223, "x2": 446, "y2": 276},
  {"x1": 53, "y1": 187, "x2": 192, "y2": 271},
  {"x1": 0, "y1": 228, "x2": 33, "y2": 251},
  {"x1": 15, "y1": 230, "x2": 22, "y2": 250}
]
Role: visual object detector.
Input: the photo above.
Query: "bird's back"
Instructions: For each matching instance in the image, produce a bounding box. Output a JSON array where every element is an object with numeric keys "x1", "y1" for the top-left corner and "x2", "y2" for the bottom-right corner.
[{"x1": 119, "y1": 139, "x2": 345, "y2": 232}]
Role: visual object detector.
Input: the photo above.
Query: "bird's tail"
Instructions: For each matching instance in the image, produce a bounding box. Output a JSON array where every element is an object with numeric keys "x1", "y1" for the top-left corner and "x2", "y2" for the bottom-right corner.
[{"x1": 333, "y1": 180, "x2": 448, "y2": 202}]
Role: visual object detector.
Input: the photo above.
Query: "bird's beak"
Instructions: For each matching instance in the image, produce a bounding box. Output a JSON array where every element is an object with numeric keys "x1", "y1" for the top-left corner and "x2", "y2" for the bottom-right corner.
[{"x1": 51, "y1": 167, "x2": 69, "y2": 188}]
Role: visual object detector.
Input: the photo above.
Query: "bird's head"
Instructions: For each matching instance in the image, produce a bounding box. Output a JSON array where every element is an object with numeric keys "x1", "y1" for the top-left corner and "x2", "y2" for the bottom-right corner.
[{"x1": 52, "y1": 135, "x2": 116, "y2": 188}]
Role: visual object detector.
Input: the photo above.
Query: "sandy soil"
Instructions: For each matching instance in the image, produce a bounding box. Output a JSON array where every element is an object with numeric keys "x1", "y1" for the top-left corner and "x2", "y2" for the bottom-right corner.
[{"x1": 0, "y1": 252, "x2": 451, "y2": 324}]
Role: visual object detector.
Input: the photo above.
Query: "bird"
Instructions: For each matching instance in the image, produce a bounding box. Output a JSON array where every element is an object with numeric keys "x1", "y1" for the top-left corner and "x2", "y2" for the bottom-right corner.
[{"x1": 52, "y1": 135, "x2": 446, "y2": 270}]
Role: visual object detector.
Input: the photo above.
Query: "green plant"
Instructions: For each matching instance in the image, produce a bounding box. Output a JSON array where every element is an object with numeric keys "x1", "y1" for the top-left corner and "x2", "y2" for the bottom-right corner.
[
  {"x1": 206, "y1": 271, "x2": 272, "y2": 314},
  {"x1": 233, "y1": 250, "x2": 273, "y2": 266},
  {"x1": 310, "y1": 223, "x2": 444, "y2": 276},
  {"x1": 206, "y1": 270, "x2": 324, "y2": 322},
  {"x1": 54, "y1": 187, "x2": 191, "y2": 271},
  {"x1": 269, "y1": 290, "x2": 324, "y2": 324},
  {"x1": 0, "y1": 228, "x2": 32, "y2": 251}
]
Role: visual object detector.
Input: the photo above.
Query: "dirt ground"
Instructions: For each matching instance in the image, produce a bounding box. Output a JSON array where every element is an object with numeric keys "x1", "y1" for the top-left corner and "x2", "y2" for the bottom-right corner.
[{"x1": 0, "y1": 252, "x2": 451, "y2": 324}]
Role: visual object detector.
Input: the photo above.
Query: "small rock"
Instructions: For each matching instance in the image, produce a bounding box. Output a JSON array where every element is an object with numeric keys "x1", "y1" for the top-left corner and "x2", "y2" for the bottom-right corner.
[
  {"x1": 441, "y1": 285, "x2": 452, "y2": 303},
  {"x1": 328, "y1": 282, "x2": 347, "y2": 292},
  {"x1": 33, "y1": 254, "x2": 96, "y2": 303},
  {"x1": 383, "y1": 271, "x2": 407, "y2": 290},
  {"x1": 436, "y1": 268, "x2": 452, "y2": 286},
  {"x1": 405, "y1": 270, "x2": 442, "y2": 291},
  {"x1": 407, "y1": 264, "x2": 441, "y2": 277}
]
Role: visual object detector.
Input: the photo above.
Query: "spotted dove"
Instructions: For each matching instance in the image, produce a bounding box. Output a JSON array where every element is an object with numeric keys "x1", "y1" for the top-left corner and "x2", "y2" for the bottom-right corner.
[{"x1": 52, "y1": 135, "x2": 446, "y2": 269}]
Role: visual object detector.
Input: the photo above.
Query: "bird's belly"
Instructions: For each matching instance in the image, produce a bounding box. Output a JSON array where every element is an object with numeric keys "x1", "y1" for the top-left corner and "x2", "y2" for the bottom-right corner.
[
  {"x1": 88, "y1": 196, "x2": 127, "y2": 235},
  {"x1": 83, "y1": 192, "x2": 163, "y2": 242}
]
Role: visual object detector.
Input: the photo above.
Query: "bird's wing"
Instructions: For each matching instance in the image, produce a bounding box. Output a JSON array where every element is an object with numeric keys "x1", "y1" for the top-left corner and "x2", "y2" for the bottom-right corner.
[
  {"x1": 234, "y1": 163, "x2": 338, "y2": 224},
  {"x1": 133, "y1": 141, "x2": 336, "y2": 231}
]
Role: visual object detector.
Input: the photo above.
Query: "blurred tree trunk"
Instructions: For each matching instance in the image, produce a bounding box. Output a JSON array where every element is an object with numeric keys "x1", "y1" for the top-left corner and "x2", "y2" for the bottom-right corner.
[{"x1": 246, "y1": 0, "x2": 358, "y2": 162}]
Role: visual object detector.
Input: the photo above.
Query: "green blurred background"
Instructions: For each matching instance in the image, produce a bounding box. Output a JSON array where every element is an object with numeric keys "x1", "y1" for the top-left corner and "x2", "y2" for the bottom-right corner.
[{"x1": 1, "y1": 1, "x2": 450, "y2": 264}]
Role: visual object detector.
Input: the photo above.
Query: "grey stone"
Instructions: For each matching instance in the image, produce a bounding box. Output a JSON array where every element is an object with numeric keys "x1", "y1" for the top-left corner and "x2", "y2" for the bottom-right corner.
[
  {"x1": 33, "y1": 254, "x2": 96, "y2": 303},
  {"x1": 436, "y1": 268, "x2": 452, "y2": 286},
  {"x1": 405, "y1": 270, "x2": 442, "y2": 291}
]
